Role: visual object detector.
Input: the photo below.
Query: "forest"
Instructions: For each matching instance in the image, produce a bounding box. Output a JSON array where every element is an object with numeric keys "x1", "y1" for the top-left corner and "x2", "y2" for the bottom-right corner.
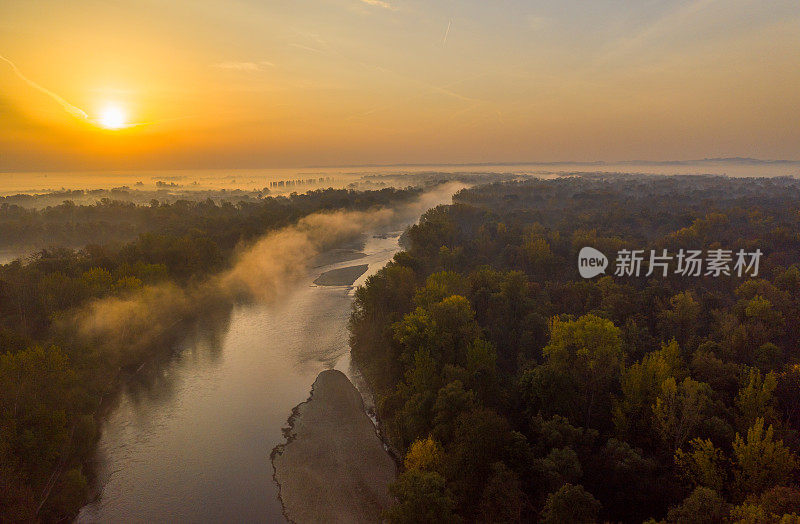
[
  {"x1": 0, "y1": 186, "x2": 421, "y2": 521},
  {"x1": 0, "y1": 186, "x2": 423, "y2": 253},
  {"x1": 0, "y1": 172, "x2": 514, "y2": 253},
  {"x1": 349, "y1": 174, "x2": 800, "y2": 523}
]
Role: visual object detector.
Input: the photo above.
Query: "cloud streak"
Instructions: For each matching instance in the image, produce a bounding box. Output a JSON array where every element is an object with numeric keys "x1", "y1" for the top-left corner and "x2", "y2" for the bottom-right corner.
[
  {"x1": 214, "y1": 60, "x2": 275, "y2": 71},
  {"x1": 591, "y1": 0, "x2": 726, "y2": 69},
  {"x1": 0, "y1": 54, "x2": 88, "y2": 121},
  {"x1": 289, "y1": 43, "x2": 327, "y2": 54},
  {"x1": 359, "y1": 0, "x2": 396, "y2": 10}
]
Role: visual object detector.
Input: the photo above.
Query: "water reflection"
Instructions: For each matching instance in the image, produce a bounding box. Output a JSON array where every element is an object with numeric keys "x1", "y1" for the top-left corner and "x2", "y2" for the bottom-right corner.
[
  {"x1": 113, "y1": 312, "x2": 231, "y2": 415},
  {"x1": 77, "y1": 233, "x2": 402, "y2": 523}
]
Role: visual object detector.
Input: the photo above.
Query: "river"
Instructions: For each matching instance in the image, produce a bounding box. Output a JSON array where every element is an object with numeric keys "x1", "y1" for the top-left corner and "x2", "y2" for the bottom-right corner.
[{"x1": 76, "y1": 231, "x2": 403, "y2": 523}]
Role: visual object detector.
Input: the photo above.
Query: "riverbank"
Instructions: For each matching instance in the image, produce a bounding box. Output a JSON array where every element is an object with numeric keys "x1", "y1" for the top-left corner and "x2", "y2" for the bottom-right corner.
[
  {"x1": 271, "y1": 369, "x2": 396, "y2": 523},
  {"x1": 71, "y1": 186, "x2": 459, "y2": 521},
  {"x1": 77, "y1": 233, "x2": 408, "y2": 522}
]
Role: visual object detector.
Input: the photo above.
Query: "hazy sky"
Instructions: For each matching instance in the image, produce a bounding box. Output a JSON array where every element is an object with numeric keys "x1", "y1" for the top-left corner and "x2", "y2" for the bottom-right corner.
[{"x1": 1, "y1": 0, "x2": 798, "y2": 171}]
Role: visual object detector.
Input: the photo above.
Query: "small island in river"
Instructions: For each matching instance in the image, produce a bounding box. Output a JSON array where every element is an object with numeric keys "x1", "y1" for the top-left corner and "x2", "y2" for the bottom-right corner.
[
  {"x1": 271, "y1": 369, "x2": 396, "y2": 523},
  {"x1": 313, "y1": 264, "x2": 369, "y2": 286},
  {"x1": 311, "y1": 248, "x2": 367, "y2": 267}
]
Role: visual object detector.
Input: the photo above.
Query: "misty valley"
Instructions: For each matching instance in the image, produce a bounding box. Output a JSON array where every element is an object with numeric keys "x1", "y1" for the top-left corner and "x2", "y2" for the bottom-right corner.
[
  {"x1": 0, "y1": 182, "x2": 435, "y2": 520},
  {"x1": 4, "y1": 0, "x2": 800, "y2": 520},
  {"x1": 0, "y1": 171, "x2": 799, "y2": 524}
]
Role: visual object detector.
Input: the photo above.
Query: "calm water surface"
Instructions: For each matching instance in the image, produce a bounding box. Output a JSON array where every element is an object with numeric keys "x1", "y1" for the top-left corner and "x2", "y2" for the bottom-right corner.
[{"x1": 77, "y1": 233, "x2": 401, "y2": 523}]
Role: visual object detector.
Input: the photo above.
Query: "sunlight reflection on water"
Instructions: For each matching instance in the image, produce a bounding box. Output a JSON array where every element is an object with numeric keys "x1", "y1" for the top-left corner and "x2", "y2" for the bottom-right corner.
[{"x1": 77, "y1": 233, "x2": 402, "y2": 523}]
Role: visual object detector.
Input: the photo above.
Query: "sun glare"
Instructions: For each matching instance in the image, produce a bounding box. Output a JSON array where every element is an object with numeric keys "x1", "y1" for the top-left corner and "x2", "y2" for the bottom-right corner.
[{"x1": 97, "y1": 104, "x2": 127, "y2": 129}]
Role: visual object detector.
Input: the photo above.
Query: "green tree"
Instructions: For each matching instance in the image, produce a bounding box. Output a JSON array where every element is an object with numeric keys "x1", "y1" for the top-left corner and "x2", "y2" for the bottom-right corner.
[
  {"x1": 37, "y1": 273, "x2": 84, "y2": 314},
  {"x1": 444, "y1": 409, "x2": 524, "y2": 516},
  {"x1": 653, "y1": 377, "x2": 713, "y2": 452},
  {"x1": 113, "y1": 275, "x2": 143, "y2": 294},
  {"x1": 587, "y1": 438, "x2": 661, "y2": 523},
  {"x1": 659, "y1": 291, "x2": 701, "y2": 348},
  {"x1": 614, "y1": 339, "x2": 684, "y2": 447},
  {"x1": 350, "y1": 263, "x2": 416, "y2": 390},
  {"x1": 755, "y1": 343, "x2": 783, "y2": 372},
  {"x1": 732, "y1": 486, "x2": 800, "y2": 522},
  {"x1": 414, "y1": 272, "x2": 467, "y2": 308},
  {"x1": 666, "y1": 487, "x2": 730, "y2": 524},
  {"x1": 432, "y1": 380, "x2": 477, "y2": 443},
  {"x1": 80, "y1": 267, "x2": 114, "y2": 297},
  {"x1": 480, "y1": 462, "x2": 526, "y2": 523},
  {"x1": 0, "y1": 345, "x2": 80, "y2": 474},
  {"x1": 385, "y1": 470, "x2": 458, "y2": 524},
  {"x1": 735, "y1": 369, "x2": 778, "y2": 433},
  {"x1": 523, "y1": 232, "x2": 554, "y2": 267},
  {"x1": 393, "y1": 295, "x2": 481, "y2": 370},
  {"x1": 465, "y1": 338, "x2": 499, "y2": 403},
  {"x1": 539, "y1": 446, "x2": 583, "y2": 489},
  {"x1": 675, "y1": 438, "x2": 727, "y2": 491},
  {"x1": 392, "y1": 350, "x2": 440, "y2": 446},
  {"x1": 536, "y1": 314, "x2": 625, "y2": 429},
  {"x1": 689, "y1": 346, "x2": 741, "y2": 402},
  {"x1": 42, "y1": 467, "x2": 88, "y2": 520},
  {"x1": 540, "y1": 483, "x2": 601, "y2": 524},
  {"x1": 732, "y1": 418, "x2": 798, "y2": 498}
]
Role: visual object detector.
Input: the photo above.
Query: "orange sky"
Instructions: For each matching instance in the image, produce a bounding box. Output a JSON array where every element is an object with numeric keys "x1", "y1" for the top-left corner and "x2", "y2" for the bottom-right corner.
[{"x1": 1, "y1": 0, "x2": 799, "y2": 171}]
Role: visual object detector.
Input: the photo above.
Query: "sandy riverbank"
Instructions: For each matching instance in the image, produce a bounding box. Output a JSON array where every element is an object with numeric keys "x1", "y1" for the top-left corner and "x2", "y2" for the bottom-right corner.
[{"x1": 271, "y1": 369, "x2": 396, "y2": 523}]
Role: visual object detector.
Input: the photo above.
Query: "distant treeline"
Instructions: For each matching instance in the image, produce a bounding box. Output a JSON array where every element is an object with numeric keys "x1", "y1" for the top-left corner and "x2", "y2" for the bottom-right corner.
[
  {"x1": 0, "y1": 187, "x2": 419, "y2": 254},
  {"x1": 0, "y1": 187, "x2": 266, "y2": 212},
  {"x1": 349, "y1": 175, "x2": 800, "y2": 522},
  {"x1": 0, "y1": 186, "x2": 421, "y2": 521},
  {"x1": 268, "y1": 176, "x2": 333, "y2": 188}
]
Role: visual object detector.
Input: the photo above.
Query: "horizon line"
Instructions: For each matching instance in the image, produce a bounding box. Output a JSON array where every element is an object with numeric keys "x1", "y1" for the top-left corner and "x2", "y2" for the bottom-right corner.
[{"x1": 2, "y1": 157, "x2": 800, "y2": 175}]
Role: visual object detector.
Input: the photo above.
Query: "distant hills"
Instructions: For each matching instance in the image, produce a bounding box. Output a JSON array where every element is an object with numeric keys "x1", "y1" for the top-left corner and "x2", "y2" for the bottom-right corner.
[
  {"x1": 632, "y1": 157, "x2": 800, "y2": 166},
  {"x1": 308, "y1": 157, "x2": 800, "y2": 169}
]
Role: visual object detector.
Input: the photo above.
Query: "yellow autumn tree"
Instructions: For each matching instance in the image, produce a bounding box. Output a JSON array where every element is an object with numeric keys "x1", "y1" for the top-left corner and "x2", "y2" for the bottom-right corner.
[{"x1": 404, "y1": 435, "x2": 444, "y2": 474}]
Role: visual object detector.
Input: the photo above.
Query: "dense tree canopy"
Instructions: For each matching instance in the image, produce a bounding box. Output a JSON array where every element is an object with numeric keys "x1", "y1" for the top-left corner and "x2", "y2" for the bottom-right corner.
[
  {"x1": 349, "y1": 175, "x2": 800, "y2": 522},
  {"x1": 0, "y1": 187, "x2": 420, "y2": 254}
]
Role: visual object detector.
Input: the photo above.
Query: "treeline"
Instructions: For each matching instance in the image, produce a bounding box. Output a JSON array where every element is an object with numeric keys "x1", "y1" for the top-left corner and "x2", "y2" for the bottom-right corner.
[
  {"x1": 349, "y1": 175, "x2": 800, "y2": 522},
  {"x1": 0, "y1": 187, "x2": 419, "y2": 253},
  {"x1": 0, "y1": 186, "x2": 421, "y2": 521}
]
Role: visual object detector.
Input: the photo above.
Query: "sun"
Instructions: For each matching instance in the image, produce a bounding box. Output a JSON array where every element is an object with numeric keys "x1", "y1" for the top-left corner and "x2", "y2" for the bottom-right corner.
[{"x1": 97, "y1": 104, "x2": 127, "y2": 129}]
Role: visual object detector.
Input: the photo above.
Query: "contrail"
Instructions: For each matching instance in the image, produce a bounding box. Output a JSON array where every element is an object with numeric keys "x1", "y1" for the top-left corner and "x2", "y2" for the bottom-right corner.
[
  {"x1": 0, "y1": 54, "x2": 88, "y2": 120},
  {"x1": 443, "y1": 19, "x2": 452, "y2": 46}
]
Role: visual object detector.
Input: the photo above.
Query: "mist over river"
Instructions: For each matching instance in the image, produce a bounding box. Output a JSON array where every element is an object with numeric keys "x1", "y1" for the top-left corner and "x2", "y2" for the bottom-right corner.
[
  {"x1": 76, "y1": 229, "x2": 405, "y2": 522},
  {"x1": 4, "y1": 159, "x2": 799, "y2": 196}
]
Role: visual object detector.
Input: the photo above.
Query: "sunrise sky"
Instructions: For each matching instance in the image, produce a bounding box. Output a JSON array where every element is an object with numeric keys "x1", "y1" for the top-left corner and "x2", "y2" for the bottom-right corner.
[{"x1": 1, "y1": 0, "x2": 798, "y2": 171}]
